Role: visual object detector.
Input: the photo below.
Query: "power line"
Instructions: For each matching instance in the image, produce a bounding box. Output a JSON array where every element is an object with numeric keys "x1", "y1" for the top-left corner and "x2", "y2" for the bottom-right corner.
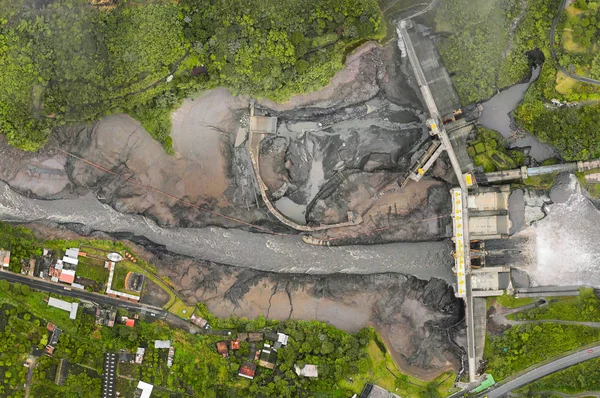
[
  {"x1": 54, "y1": 147, "x2": 290, "y2": 236},
  {"x1": 56, "y1": 147, "x2": 450, "y2": 243}
]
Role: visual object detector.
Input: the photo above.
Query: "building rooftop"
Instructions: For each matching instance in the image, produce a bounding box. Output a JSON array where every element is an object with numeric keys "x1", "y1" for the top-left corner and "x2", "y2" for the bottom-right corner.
[
  {"x1": 216, "y1": 341, "x2": 228, "y2": 357},
  {"x1": 62, "y1": 256, "x2": 78, "y2": 266},
  {"x1": 190, "y1": 314, "x2": 208, "y2": 328},
  {"x1": 48, "y1": 297, "x2": 79, "y2": 319},
  {"x1": 250, "y1": 116, "x2": 277, "y2": 134},
  {"x1": 125, "y1": 318, "x2": 135, "y2": 328},
  {"x1": 167, "y1": 346, "x2": 175, "y2": 368},
  {"x1": 277, "y1": 332, "x2": 289, "y2": 346},
  {"x1": 59, "y1": 269, "x2": 76, "y2": 284},
  {"x1": 102, "y1": 353, "x2": 117, "y2": 398},
  {"x1": 135, "y1": 348, "x2": 145, "y2": 364},
  {"x1": 468, "y1": 190, "x2": 510, "y2": 211},
  {"x1": 154, "y1": 340, "x2": 171, "y2": 349},
  {"x1": 230, "y1": 340, "x2": 241, "y2": 350},
  {"x1": 48, "y1": 327, "x2": 62, "y2": 346},
  {"x1": 135, "y1": 380, "x2": 154, "y2": 398},
  {"x1": 238, "y1": 361, "x2": 257, "y2": 379},
  {"x1": 248, "y1": 333, "x2": 263, "y2": 342},
  {"x1": 0, "y1": 250, "x2": 10, "y2": 268},
  {"x1": 359, "y1": 383, "x2": 401, "y2": 398},
  {"x1": 258, "y1": 347, "x2": 277, "y2": 369},
  {"x1": 295, "y1": 364, "x2": 318, "y2": 378},
  {"x1": 65, "y1": 248, "x2": 80, "y2": 259}
]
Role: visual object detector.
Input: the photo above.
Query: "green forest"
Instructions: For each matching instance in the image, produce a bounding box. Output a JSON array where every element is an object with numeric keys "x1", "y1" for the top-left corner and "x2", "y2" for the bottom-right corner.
[
  {"x1": 511, "y1": 0, "x2": 600, "y2": 161},
  {"x1": 484, "y1": 322, "x2": 600, "y2": 380},
  {"x1": 0, "y1": 0, "x2": 383, "y2": 151},
  {"x1": 435, "y1": 0, "x2": 530, "y2": 104},
  {"x1": 555, "y1": 0, "x2": 600, "y2": 80},
  {"x1": 436, "y1": 0, "x2": 600, "y2": 161},
  {"x1": 0, "y1": 280, "x2": 451, "y2": 398}
]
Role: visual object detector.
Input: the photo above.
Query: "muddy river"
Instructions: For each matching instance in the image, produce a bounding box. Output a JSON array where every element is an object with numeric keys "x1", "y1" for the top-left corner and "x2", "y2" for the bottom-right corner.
[
  {"x1": 480, "y1": 67, "x2": 559, "y2": 162},
  {"x1": 0, "y1": 181, "x2": 454, "y2": 280}
]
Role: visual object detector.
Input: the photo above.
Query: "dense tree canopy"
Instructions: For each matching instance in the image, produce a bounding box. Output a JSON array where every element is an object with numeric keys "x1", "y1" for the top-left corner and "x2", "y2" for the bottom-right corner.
[
  {"x1": 435, "y1": 0, "x2": 529, "y2": 104},
  {"x1": 0, "y1": 0, "x2": 382, "y2": 151}
]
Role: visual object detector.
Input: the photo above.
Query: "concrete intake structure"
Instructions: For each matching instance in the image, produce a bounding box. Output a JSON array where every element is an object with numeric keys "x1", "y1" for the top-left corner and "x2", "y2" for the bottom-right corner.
[{"x1": 482, "y1": 159, "x2": 600, "y2": 184}]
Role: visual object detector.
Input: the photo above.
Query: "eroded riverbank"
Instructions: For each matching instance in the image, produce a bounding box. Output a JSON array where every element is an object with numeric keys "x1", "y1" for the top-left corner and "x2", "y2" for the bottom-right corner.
[
  {"x1": 20, "y1": 223, "x2": 464, "y2": 381},
  {"x1": 0, "y1": 181, "x2": 453, "y2": 278}
]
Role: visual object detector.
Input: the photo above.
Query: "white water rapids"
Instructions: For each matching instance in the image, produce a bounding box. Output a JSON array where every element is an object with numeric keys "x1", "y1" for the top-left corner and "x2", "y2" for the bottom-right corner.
[{"x1": 517, "y1": 176, "x2": 600, "y2": 286}]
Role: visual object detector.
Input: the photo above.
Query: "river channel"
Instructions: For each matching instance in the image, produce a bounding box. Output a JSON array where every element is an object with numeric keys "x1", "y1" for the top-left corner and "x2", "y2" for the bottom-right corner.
[
  {"x1": 479, "y1": 67, "x2": 559, "y2": 162},
  {"x1": 0, "y1": 182, "x2": 454, "y2": 281}
]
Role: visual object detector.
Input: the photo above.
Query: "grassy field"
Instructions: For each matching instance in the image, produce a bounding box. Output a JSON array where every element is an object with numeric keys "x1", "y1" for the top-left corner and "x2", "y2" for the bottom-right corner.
[
  {"x1": 339, "y1": 339, "x2": 457, "y2": 397},
  {"x1": 493, "y1": 294, "x2": 538, "y2": 309},
  {"x1": 576, "y1": 169, "x2": 600, "y2": 198},
  {"x1": 166, "y1": 299, "x2": 195, "y2": 320},
  {"x1": 510, "y1": 288, "x2": 600, "y2": 322},
  {"x1": 75, "y1": 257, "x2": 109, "y2": 284},
  {"x1": 562, "y1": 30, "x2": 586, "y2": 53},
  {"x1": 555, "y1": 70, "x2": 578, "y2": 94},
  {"x1": 111, "y1": 261, "x2": 141, "y2": 296}
]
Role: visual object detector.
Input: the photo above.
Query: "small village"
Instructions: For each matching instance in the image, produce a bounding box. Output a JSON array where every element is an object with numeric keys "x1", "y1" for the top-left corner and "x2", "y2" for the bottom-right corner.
[
  {"x1": 2, "y1": 245, "x2": 145, "y2": 301},
  {"x1": 1, "y1": 239, "x2": 405, "y2": 397}
]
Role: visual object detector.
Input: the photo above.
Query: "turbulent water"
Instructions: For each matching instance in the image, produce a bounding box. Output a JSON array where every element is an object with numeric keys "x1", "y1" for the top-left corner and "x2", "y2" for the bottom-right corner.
[
  {"x1": 0, "y1": 182, "x2": 453, "y2": 280},
  {"x1": 519, "y1": 177, "x2": 600, "y2": 286}
]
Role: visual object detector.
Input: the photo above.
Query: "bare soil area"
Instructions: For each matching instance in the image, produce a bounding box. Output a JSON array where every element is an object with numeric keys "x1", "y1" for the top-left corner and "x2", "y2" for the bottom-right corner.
[
  {"x1": 155, "y1": 252, "x2": 464, "y2": 381},
  {"x1": 170, "y1": 89, "x2": 247, "y2": 204},
  {"x1": 140, "y1": 278, "x2": 171, "y2": 308},
  {"x1": 309, "y1": 177, "x2": 452, "y2": 244}
]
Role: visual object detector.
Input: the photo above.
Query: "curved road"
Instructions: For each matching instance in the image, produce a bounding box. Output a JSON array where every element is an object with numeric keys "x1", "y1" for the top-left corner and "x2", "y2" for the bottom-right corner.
[
  {"x1": 550, "y1": 0, "x2": 600, "y2": 86},
  {"x1": 478, "y1": 345, "x2": 600, "y2": 397}
]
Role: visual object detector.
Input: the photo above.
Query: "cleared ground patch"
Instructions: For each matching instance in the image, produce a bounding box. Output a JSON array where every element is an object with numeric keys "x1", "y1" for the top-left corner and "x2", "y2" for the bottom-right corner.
[
  {"x1": 562, "y1": 30, "x2": 586, "y2": 53},
  {"x1": 555, "y1": 70, "x2": 578, "y2": 94}
]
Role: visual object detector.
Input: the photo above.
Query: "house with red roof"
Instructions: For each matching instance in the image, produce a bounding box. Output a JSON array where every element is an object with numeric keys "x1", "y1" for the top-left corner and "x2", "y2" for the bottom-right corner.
[{"x1": 238, "y1": 362, "x2": 257, "y2": 379}]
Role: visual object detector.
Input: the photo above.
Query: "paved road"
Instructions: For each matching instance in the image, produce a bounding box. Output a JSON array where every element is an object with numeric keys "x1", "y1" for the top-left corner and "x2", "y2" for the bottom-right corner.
[
  {"x1": 550, "y1": 0, "x2": 600, "y2": 86},
  {"x1": 479, "y1": 345, "x2": 600, "y2": 397},
  {"x1": 405, "y1": 0, "x2": 440, "y2": 19},
  {"x1": 0, "y1": 270, "x2": 167, "y2": 318}
]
